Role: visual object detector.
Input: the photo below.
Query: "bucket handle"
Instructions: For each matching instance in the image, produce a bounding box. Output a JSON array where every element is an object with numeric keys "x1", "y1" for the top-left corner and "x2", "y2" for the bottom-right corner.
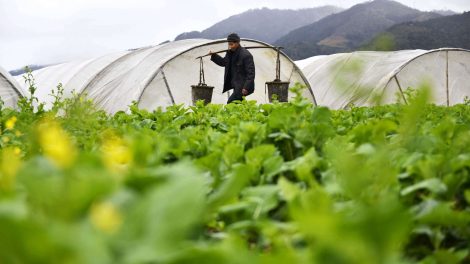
[{"x1": 198, "y1": 58, "x2": 207, "y2": 86}]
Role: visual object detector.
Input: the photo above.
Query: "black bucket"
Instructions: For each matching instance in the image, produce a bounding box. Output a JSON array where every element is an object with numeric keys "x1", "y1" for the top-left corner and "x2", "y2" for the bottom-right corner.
[
  {"x1": 266, "y1": 81, "x2": 290, "y2": 102},
  {"x1": 191, "y1": 84, "x2": 214, "y2": 105}
]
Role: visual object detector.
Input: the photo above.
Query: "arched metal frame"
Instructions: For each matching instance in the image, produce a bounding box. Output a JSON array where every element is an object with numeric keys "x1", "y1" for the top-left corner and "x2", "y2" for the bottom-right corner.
[
  {"x1": 382, "y1": 48, "x2": 470, "y2": 106},
  {"x1": 0, "y1": 67, "x2": 24, "y2": 98},
  {"x1": 300, "y1": 48, "x2": 470, "y2": 109},
  {"x1": 135, "y1": 38, "x2": 316, "y2": 106}
]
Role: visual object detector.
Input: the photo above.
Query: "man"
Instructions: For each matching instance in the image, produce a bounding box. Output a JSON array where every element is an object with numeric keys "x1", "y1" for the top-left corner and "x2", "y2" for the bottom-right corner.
[{"x1": 210, "y1": 33, "x2": 255, "y2": 104}]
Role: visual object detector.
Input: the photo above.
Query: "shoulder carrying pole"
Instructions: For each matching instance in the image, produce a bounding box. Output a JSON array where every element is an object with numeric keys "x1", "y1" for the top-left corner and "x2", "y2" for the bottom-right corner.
[{"x1": 196, "y1": 46, "x2": 284, "y2": 60}]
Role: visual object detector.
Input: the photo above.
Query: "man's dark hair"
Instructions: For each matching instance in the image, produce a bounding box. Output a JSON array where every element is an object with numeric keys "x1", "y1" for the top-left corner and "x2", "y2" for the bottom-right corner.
[{"x1": 227, "y1": 33, "x2": 240, "y2": 43}]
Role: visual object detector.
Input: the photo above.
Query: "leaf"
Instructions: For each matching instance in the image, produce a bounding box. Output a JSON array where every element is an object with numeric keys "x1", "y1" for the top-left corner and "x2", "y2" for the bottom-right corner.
[
  {"x1": 222, "y1": 143, "x2": 244, "y2": 166},
  {"x1": 245, "y1": 144, "x2": 278, "y2": 169},
  {"x1": 401, "y1": 178, "x2": 448, "y2": 196},
  {"x1": 268, "y1": 132, "x2": 292, "y2": 141},
  {"x1": 262, "y1": 155, "x2": 285, "y2": 181},
  {"x1": 208, "y1": 164, "x2": 256, "y2": 210},
  {"x1": 121, "y1": 162, "x2": 207, "y2": 263},
  {"x1": 465, "y1": 190, "x2": 470, "y2": 204},
  {"x1": 413, "y1": 200, "x2": 470, "y2": 227},
  {"x1": 286, "y1": 148, "x2": 321, "y2": 181},
  {"x1": 278, "y1": 177, "x2": 301, "y2": 202},
  {"x1": 267, "y1": 107, "x2": 295, "y2": 130},
  {"x1": 422, "y1": 249, "x2": 469, "y2": 264},
  {"x1": 0, "y1": 198, "x2": 28, "y2": 220},
  {"x1": 356, "y1": 143, "x2": 376, "y2": 156},
  {"x1": 241, "y1": 185, "x2": 280, "y2": 218}
]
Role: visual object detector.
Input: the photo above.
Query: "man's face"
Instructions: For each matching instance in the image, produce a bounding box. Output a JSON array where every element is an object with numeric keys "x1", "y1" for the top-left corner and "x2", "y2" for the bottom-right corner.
[{"x1": 228, "y1": 41, "x2": 239, "y2": 51}]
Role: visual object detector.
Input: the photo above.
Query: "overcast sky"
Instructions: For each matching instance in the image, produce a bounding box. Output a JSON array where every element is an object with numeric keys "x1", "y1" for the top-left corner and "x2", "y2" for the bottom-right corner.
[{"x1": 1, "y1": 0, "x2": 469, "y2": 70}]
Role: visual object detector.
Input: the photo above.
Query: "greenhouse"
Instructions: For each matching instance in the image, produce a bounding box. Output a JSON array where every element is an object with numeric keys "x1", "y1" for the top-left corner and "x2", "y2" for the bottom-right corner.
[
  {"x1": 18, "y1": 39, "x2": 314, "y2": 113},
  {"x1": 297, "y1": 48, "x2": 470, "y2": 109},
  {"x1": 0, "y1": 66, "x2": 24, "y2": 108}
]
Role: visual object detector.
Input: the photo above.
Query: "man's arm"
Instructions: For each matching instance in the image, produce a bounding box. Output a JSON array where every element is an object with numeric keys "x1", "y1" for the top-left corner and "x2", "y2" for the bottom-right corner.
[
  {"x1": 242, "y1": 54, "x2": 255, "y2": 95},
  {"x1": 211, "y1": 53, "x2": 227, "y2": 67}
]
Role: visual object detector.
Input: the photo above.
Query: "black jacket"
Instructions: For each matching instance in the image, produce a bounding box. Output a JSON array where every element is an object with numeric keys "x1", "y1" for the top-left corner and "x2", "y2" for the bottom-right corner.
[{"x1": 211, "y1": 47, "x2": 255, "y2": 95}]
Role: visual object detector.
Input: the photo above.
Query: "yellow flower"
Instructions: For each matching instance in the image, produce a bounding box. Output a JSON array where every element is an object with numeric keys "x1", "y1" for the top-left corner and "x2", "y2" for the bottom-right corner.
[
  {"x1": 0, "y1": 147, "x2": 22, "y2": 191},
  {"x1": 101, "y1": 132, "x2": 132, "y2": 173},
  {"x1": 5, "y1": 116, "x2": 17, "y2": 130},
  {"x1": 2, "y1": 136, "x2": 10, "y2": 143},
  {"x1": 37, "y1": 118, "x2": 77, "y2": 168},
  {"x1": 13, "y1": 147, "x2": 21, "y2": 156},
  {"x1": 90, "y1": 202, "x2": 122, "y2": 234}
]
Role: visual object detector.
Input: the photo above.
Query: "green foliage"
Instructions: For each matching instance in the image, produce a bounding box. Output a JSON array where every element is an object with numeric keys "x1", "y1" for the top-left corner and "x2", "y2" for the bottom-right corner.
[{"x1": 0, "y1": 82, "x2": 469, "y2": 263}]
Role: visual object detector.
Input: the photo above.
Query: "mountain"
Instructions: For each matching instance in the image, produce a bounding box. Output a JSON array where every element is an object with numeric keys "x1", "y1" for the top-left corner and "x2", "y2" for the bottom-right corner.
[
  {"x1": 174, "y1": 6, "x2": 343, "y2": 43},
  {"x1": 275, "y1": 0, "x2": 443, "y2": 60},
  {"x1": 365, "y1": 12, "x2": 470, "y2": 51},
  {"x1": 9, "y1": 65, "x2": 50, "y2": 76},
  {"x1": 433, "y1": 10, "x2": 459, "y2": 16}
]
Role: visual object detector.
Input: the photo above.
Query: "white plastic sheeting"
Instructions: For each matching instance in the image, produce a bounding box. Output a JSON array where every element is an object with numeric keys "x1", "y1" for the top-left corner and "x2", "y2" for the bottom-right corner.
[
  {"x1": 297, "y1": 48, "x2": 470, "y2": 109},
  {"x1": 19, "y1": 39, "x2": 313, "y2": 113},
  {"x1": 0, "y1": 66, "x2": 24, "y2": 108}
]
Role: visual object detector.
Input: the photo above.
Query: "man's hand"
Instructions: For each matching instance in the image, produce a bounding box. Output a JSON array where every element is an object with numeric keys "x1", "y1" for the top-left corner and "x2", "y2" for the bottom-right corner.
[{"x1": 242, "y1": 89, "x2": 248, "y2": 96}]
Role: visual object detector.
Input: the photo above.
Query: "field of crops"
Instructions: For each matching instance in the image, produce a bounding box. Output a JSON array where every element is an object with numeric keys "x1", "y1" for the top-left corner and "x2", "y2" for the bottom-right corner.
[{"x1": 0, "y1": 82, "x2": 469, "y2": 264}]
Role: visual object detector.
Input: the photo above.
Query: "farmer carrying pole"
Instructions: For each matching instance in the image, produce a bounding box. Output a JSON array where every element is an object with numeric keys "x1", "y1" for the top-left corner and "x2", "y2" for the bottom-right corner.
[{"x1": 209, "y1": 33, "x2": 255, "y2": 104}]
